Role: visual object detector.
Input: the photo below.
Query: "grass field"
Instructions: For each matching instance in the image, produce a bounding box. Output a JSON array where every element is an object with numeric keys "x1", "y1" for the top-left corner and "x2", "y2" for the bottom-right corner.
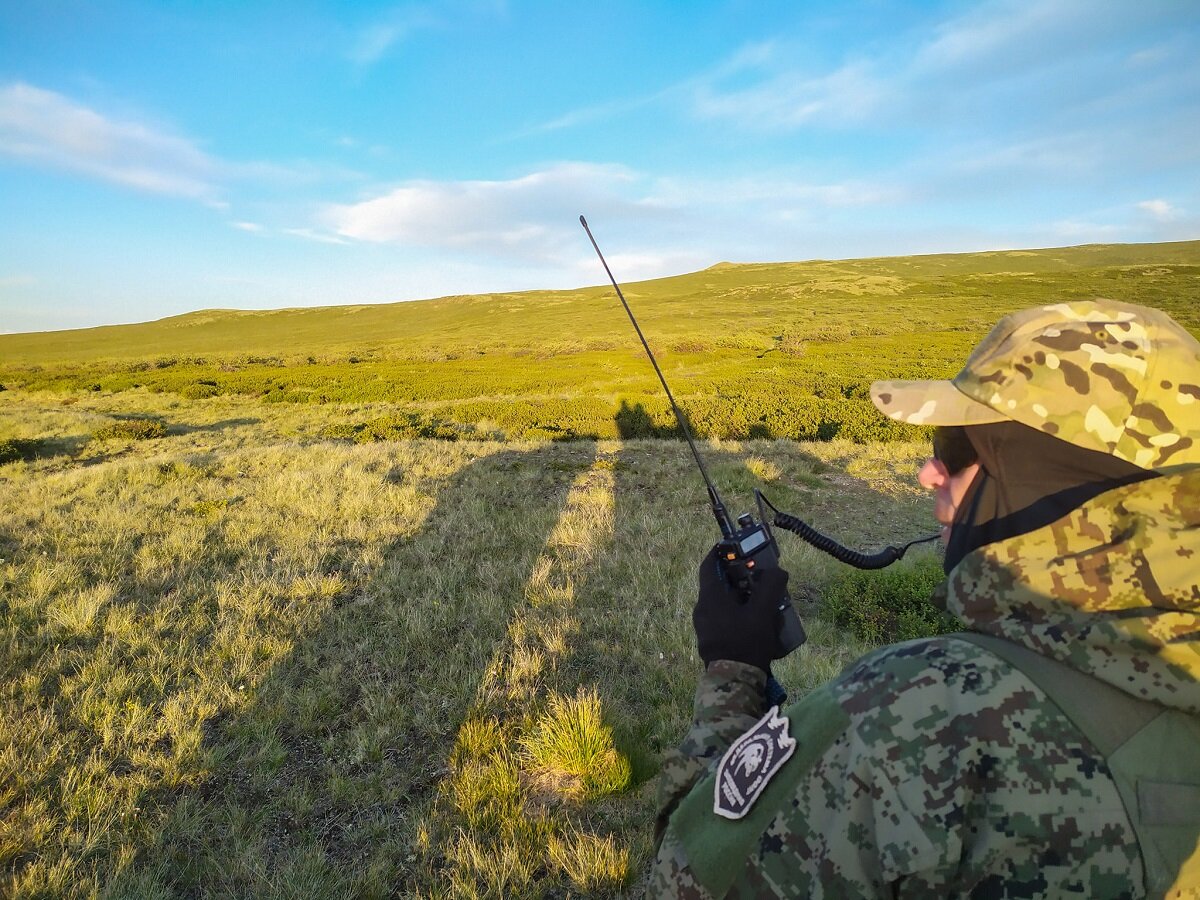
[
  {"x1": 0, "y1": 388, "x2": 940, "y2": 898},
  {"x1": 2, "y1": 240, "x2": 1197, "y2": 896}
]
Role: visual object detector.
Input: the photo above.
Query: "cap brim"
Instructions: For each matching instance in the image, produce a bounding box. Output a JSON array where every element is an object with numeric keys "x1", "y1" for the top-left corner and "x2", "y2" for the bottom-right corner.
[{"x1": 870, "y1": 379, "x2": 1009, "y2": 426}]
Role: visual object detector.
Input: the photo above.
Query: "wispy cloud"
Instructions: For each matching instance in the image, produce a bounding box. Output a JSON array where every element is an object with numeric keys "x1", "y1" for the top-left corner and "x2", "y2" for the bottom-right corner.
[
  {"x1": 681, "y1": 0, "x2": 1193, "y2": 136},
  {"x1": 511, "y1": 94, "x2": 665, "y2": 139},
  {"x1": 914, "y1": 0, "x2": 1093, "y2": 73},
  {"x1": 283, "y1": 227, "x2": 350, "y2": 245},
  {"x1": 646, "y1": 173, "x2": 903, "y2": 213},
  {"x1": 691, "y1": 59, "x2": 887, "y2": 130},
  {"x1": 231, "y1": 221, "x2": 264, "y2": 232},
  {"x1": 349, "y1": 1, "x2": 507, "y2": 66},
  {"x1": 0, "y1": 82, "x2": 219, "y2": 202},
  {"x1": 349, "y1": 6, "x2": 440, "y2": 65}
]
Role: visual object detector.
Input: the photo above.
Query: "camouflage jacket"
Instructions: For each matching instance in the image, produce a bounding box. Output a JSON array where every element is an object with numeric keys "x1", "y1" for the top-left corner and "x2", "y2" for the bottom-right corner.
[{"x1": 649, "y1": 468, "x2": 1200, "y2": 898}]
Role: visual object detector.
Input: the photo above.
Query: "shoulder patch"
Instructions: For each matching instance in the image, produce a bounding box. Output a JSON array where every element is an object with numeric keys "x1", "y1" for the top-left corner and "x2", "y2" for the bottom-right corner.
[{"x1": 713, "y1": 705, "x2": 796, "y2": 820}]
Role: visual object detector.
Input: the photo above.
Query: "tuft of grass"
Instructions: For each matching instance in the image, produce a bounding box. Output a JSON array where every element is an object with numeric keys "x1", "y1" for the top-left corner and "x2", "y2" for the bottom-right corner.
[
  {"x1": 744, "y1": 455, "x2": 782, "y2": 482},
  {"x1": 548, "y1": 829, "x2": 631, "y2": 891},
  {"x1": 820, "y1": 551, "x2": 958, "y2": 644},
  {"x1": 520, "y1": 689, "x2": 633, "y2": 802}
]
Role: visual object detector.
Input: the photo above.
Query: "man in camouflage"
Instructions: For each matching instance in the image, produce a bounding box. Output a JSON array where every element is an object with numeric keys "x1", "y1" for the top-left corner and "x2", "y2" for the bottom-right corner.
[{"x1": 649, "y1": 300, "x2": 1200, "y2": 898}]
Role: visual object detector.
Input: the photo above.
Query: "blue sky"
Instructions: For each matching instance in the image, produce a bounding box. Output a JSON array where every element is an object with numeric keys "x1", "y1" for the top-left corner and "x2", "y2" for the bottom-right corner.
[{"x1": 2, "y1": 0, "x2": 1197, "y2": 333}]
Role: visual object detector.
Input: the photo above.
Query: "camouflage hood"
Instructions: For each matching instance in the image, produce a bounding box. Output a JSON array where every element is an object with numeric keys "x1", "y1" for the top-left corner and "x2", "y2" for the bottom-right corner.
[{"x1": 937, "y1": 465, "x2": 1200, "y2": 713}]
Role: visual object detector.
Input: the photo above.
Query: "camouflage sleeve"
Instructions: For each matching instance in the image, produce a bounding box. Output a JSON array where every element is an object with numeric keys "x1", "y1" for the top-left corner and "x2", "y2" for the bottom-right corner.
[
  {"x1": 649, "y1": 638, "x2": 1142, "y2": 898},
  {"x1": 654, "y1": 660, "x2": 767, "y2": 844}
]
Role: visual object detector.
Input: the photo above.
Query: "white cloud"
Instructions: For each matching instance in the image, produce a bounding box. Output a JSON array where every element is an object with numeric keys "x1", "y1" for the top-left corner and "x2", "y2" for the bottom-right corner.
[
  {"x1": 0, "y1": 82, "x2": 218, "y2": 202},
  {"x1": 232, "y1": 221, "x2": 264, "y2": 232},
  {"x1": 323, "y1": 163, "x2": 652, "y2": 260},
  {"x1": 319, "y1": 162, "x2": 902, "y2": 268},
  {"x1": 310, "y1": 161, "x2": 920, "y2": 294},
  {"x1": 1138, "y1": 199, "x2": 1178, "y2": 220}
]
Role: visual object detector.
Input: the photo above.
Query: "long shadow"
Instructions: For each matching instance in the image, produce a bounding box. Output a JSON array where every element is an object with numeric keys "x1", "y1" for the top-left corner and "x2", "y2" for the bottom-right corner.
[
  {"x1": 0, "y1": 433, "x2": 91, "y2": 464},
  {"x1": 614, "y1": 401, "x2": 681, "y2": 440},
  {"x1": 172, "y1": 418, "x2": 263, "y2": 434},
  {"x1": 101, "y1": 437, "x2": 936, "y2": 897},
  {"x1": 105, "y1": 442, "x2": 601, "y2": 898}
]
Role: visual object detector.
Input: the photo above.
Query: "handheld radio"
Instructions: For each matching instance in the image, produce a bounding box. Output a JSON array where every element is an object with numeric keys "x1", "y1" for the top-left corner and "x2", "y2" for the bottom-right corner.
[{"x1": 580, "y1": 215, "x2": 807, "y2": 662}]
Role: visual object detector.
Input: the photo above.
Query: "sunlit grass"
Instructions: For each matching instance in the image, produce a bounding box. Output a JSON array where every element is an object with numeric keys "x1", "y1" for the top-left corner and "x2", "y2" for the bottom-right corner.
[
  {"x1": 521, "y1": 690, "x2": 633, "y2": 802},
  {"x1": 0, "y1": 389, "x2": 948, "y2": 897}
]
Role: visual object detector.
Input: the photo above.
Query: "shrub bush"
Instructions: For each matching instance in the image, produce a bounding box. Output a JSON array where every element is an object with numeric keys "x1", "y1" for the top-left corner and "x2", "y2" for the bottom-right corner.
[
  {"x1": 0, "y1": 438, "x2": 46, "y2": 465},
  {"x1": 181, "y1": 382, "x2": 220, "y2": 399},
  {"x1": 92, "y1": 419, "x2": 168, "y2": 441},
  {"x1": 820, "y1": 553, "x2": 958, "y2": 644}
]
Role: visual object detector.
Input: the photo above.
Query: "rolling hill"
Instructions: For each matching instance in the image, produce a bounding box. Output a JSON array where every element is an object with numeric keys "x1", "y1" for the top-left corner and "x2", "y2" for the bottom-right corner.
[{"x1": 3, "y1": 240, "x2": 1198, "y2": 444}]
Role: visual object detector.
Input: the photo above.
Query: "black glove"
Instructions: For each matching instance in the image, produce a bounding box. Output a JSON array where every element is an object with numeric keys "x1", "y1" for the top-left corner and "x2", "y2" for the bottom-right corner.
[{"x1": 692, "y1": 546, "x2": 790, "y2": 672}]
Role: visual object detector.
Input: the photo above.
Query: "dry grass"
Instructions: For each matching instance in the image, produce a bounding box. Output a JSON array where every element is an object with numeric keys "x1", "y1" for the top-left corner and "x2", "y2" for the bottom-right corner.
[{"x1": 1, "y1": 389, "x2": 938, "y2": 898}]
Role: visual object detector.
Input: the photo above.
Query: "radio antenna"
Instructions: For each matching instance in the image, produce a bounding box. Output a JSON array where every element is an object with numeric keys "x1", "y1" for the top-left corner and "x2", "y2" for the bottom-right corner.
[{"x1": 580, "y1": 215, "x2": 735, "y2": 538}]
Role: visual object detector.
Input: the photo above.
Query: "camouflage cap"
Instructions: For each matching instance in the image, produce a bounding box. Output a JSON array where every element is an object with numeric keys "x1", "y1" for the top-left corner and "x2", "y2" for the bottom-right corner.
[{"x1": 870, "y1": 300, "x2": 1200, "y2": 470}]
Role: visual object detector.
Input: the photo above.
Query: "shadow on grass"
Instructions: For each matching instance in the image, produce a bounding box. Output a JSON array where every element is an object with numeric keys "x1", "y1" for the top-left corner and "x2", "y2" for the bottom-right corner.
[
  {"x1": 614, "y1": 400, "x2": 681, "y2": 440},
  {"x1": 172, "y1": 418, "x2": 263, "y2": 434},
  {"x1": 0, "y1": 434, "x2": 92, "y2": 465},
  {"x1": 104, "y1": 443, "x2": 603, "y2": 897},
  {"x1": 95, "y1": 438, "x2": 933, "y2": 898}
]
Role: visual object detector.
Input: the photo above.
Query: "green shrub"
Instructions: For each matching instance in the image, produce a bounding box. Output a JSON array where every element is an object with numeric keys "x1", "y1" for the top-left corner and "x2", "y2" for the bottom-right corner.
[
  {"x1": 92, "y1": 419, "x2": 168, "y2": 441},
  {"x1": 180, "y1": 382, "x2": 220, "y2": 399},
  {"x1": 0, "y1": 438, "x2": 46, "y2": 465},
  {"x1": 820, "y1": 553, "x2": 958, "y2": 644},
  {"x1": 318, "y1": 422, "x2": 359, "y2": 440}
]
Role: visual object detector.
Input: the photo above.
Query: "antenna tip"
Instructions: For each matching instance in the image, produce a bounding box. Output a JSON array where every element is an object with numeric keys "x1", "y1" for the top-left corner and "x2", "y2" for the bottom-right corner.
[{"x1": 579, "y1": 214, "x2": 587, "y2": 226}]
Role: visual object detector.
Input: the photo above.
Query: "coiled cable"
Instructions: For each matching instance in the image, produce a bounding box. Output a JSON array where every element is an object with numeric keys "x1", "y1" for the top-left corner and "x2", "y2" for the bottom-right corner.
[{"x1": 756, "y1": 491, "x2": 939, "y2": 570}]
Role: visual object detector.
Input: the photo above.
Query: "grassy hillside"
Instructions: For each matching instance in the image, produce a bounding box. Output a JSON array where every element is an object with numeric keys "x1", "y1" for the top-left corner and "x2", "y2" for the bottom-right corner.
[
  {"x1": 2, "y1": 240, "x2": 1198, "y2": 444},
  {"x1": 4, "y1": 239, "x2": 1199, "y2": 364}
]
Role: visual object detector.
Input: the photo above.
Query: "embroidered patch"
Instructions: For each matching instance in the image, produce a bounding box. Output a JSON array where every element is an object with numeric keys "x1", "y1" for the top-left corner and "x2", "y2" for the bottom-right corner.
[{"x1": 713, "y1": 705, "x2": 796, "y2": 820}]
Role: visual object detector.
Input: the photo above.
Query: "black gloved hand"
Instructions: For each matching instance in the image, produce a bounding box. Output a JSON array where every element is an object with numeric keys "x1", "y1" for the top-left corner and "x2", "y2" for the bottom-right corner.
[{"x1": 692, "y1": 546, "x2": 790, "y2": 672}]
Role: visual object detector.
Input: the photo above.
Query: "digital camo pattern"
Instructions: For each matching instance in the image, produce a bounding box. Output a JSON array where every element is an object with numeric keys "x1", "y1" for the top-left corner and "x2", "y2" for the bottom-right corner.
[
  {"x1": 939, "y1": 467, "x2": 1200, "y2": 714},
  {"x1": 654, "y1": 661, "x2": 768, "y2": 844},
  {"x1": 649, "y1": 639, "x2": 1142, "y2": 898},
  {"x1": 651, "y1": 470, "x2": 1200, "y2": 897},
  {"x1": 872, "y1": 300, "x2": 1200, "y2": 470}
]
